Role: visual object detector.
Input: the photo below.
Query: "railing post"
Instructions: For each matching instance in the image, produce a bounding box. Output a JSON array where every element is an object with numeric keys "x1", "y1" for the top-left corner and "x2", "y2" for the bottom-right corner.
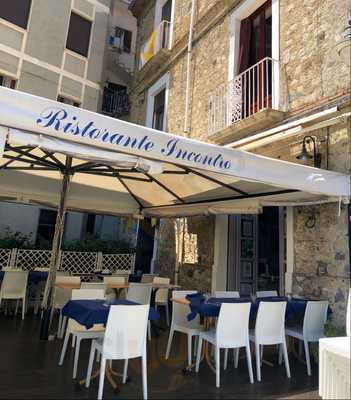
[
  {"x1": 97, "y1": 252, "x2": 103, "y2": 271},
  {"x1": 9, "y1": 248, "x2": 17, "y2": 269}
]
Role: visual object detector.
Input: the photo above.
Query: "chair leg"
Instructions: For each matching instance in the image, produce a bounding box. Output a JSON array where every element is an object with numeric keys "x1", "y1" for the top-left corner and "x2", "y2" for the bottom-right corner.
[
  {"x1": 142, "y1": 350, "x2": 148, "y2": 400},
  {"x1": 165, "y1": 328, "x2": 174, "y2": 359},
  {"x1": 15, "y1": 300, "x2": 19, "y2": 316},
  {"x1": 260, "y1": 345, "x2": 264, "y2": 366},
  {"x1": 98, "y1": 357, "x2": 106, "y2": 400},
  {"x1": 22, "y1": 297, "x2": 26, "y2": 320},
  {"x1": 187, "y1": 334, "x2": 192, "y2": 367},
  {"x1": 224, "y1": 348, "x2": 228, "y2": 370},
  {"x1": 303, "y1": 339, "x2": 311, "y2": 376},
  {"x1": 49, "y1": 307, "x2": 55, "y2": 329},
  {"x1": 195, "y1": 336, "x2": 203, "y2": 372},
  {"x1": 165, "y1": 303, "x2": 170, "y2": 326},
  {"x1": 255, "y1": 342, "x2": 261, "y2": 382},
  {"x1": 278, "y1": 343, "x2": 283, "y2": 365},
  {"x1": 60, "y1": 316, "x2": 67, "y2": 339},
  {"x1": 58, "y1": 313, "x2": 62, "y2": 337},
  {"x1": 123, "y1": 359, "x2": 128, "y2": 384},
  {"x1": 147, "y1": 321, "x2": 151, "y2": 341},
  {"x1": 215, "y1": 346, "x2": 220, "y2": 388},
  {"x1": 73, "y1": 336, "x2": 81, "y2": 379},
  {"x1": 59, "y1": 329, "x2": 70, "y2": 365},
  {"x1": 234, "y1": 348, "x2": 240, "y2": 369},
  {"x1": 282, "y1": 339, "x2": 291, "y2": 378},
  {"x1": 72, "y1": 335, "x2": 76, "y2": 348},
  {"x1": 96, "y1": 350, "x2": 101, "y2": 362},
  {"x1": 85, "y1": 342, "x2": 96, "y2": 388},
  {"x1": 245, "y1": 344, "x2": 254, "y2": 384}
]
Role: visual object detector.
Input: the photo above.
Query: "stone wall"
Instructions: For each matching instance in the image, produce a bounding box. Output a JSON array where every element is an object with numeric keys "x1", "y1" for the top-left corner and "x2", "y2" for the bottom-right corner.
[{"x1": 130, "y1": 0, "x2": 351, "y2": 323}]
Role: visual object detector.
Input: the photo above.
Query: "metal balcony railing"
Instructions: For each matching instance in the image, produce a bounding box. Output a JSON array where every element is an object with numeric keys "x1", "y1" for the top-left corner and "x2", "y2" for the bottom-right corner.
[
  {"x1": 139, "y1": 20, "x2": 171, "y2": 69},
  {"x1": 208, "y1": 57, "x2": 279, "y2": 135},
  {"x1": 102, "y1": 88, "x2": 130, "y2": 117}
]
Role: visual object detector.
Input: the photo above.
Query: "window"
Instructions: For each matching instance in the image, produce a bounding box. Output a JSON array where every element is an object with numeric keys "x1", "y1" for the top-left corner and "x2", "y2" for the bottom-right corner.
[
  {"x1": 152, "y1": 89, "x2": 166, "y2": 131},
  {"x1": 0, "y1": 0, "x2": 32, "y2": 29},
  {"x1": 66, "y1": 12, "x2": 92, "y2": 57},
  {"x1": 102, "y1": 82, "x2": 130, "y2": 117},
  {"x1": 57, "y1": 96, "x2": 80, "y2": 107},
  {"x1": 36, "y1": 209, "x2": 57, "y2": 245},
  {"x1": 85, "y1": 214, "x2": 96, "y2": 235},
  {"x1": 0, "y1": 75, "x2": 16, "y2": 89},
  {"x1": 110, "y1": 27, "x2": 132, "y2": 53}
]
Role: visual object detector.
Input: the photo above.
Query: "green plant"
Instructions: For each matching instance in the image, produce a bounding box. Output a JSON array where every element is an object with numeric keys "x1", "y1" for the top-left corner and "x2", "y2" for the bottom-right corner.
[
  {"x1": 310, "y1": 320, "x2": 347, "y2": 363},
  {"x1": 63, "y1": 233, "x2": 136, "y2": 253},
  {"x1": 0, "y1": 227, "x2": 33, "y2": 249}
]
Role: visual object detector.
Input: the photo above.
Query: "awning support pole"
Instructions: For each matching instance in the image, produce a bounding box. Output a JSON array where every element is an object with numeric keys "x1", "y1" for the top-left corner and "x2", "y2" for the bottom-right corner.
[{"x1": 40, "y1": 156, "x2": 72, "y2": 340}]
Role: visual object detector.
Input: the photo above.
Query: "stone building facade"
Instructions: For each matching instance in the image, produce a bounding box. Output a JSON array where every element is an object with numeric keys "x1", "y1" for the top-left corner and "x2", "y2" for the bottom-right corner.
[{"x1": 129, "y1": 0, "x2": 350, "y2": 326}]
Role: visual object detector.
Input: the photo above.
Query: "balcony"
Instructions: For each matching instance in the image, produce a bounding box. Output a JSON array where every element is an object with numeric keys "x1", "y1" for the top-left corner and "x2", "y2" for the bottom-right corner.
[
  {"x1": 208, "y1": 57, "x2": 285, "y2": 144},
  {"x1": 101, "y1": 88, "x2": 130, "y2": 118},
  {"x1": 137, "y1": 20, "x2": 171, "y2": 81}
]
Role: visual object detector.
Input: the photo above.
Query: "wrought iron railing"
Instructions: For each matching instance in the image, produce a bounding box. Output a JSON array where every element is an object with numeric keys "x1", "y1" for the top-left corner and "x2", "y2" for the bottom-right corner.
[
  {"x1": 208, "y1": 57, "x2": 279, "y2": 135},
  {"x1": 102, "y1": 88, "x2": 130, "y2": 117},
  {"x1": 0, "y1": 248, "x2": 136, "y2": 275},
  {"x1": 139, "y1": 20, "x2": 171, "y2": 69}
]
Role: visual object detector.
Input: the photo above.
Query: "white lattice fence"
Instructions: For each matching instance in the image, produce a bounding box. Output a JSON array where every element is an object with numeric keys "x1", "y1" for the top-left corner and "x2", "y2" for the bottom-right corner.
[
  {"x1": 101, "y1": 253, "x2": 135, "y2": 272},
  {"x1": 0, "y1": 249, "x2": 11, "y2": 269},
  {"x1": 16, "y1": 249, "x2": 52, "y2": 271},
  {"x1": 60, "y1": 251, "x2": 98, "y2": 275}
]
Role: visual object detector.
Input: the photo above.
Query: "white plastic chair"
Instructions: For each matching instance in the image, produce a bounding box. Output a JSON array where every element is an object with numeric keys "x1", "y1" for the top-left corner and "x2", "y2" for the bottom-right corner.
[
  {"x1": 127, "y1": 283, "x2": 153, "y2": 340},
  {"x1": 256, "y1": 290, "x2": 278, "y2": 298},
  {"x1": 85, "y1": 304, "x2": 149, "y2": 400},
  {"x1": 249, "y1": 301, "x2": 290, "y2": 382},
  {"x1": 195, "y1": 302, "x2": 253, "y2": 387},
  {"x1": 141, "y1": 274, "x2": 159, "y2": 283},
  {"x1": 214, "y1": 291, "x2": 240, "y2": 298},
  {"x1": 285, "y1": 300, "x2": 328, "y2": 376},
  {"x1": 153, "y1": 277, "x2": 170, "y2": 326},
  {"x1": 59, "y1": 288, "x2": 106, "y2": 379},
  {"x1": 51, "y1": 276, "x2": 81, "y2": 338},
  {"x1": 81, "y1": 282, "x2": 106, "y2": 291},
  {"x1": 165, "y1": 290, "x2": 203, "y2": 366},
  {"x1": 0, "y1": 271, "x2": 29, "y2": 320}
]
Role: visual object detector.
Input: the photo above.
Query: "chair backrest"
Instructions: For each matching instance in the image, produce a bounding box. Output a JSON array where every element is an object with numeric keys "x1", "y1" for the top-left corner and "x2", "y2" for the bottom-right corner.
[
  {"x1": 154, "y1": 277, "x2": 170, "y2": 303},
  {"x1": 171, "y1": 290, "x2": 201, "y2": 329},
  {"x1": 71, "y1": 288, "x2": 105, "y2": 300},
  {"x1": 104, "y1": 276, "x2": 126, "y2": 285},
  {"x1": 216, "y1": 302, "x2": 251, "y2": 347},
  {"x1": 141, "y1": 274, "x2": 159, "y2": 283},
  {"x1": 303, "y1": 301, "x2": 329, "y2": 340},
  {"x1": 214, "y1": 291, "x2": 240, "y2": 298},
  {"x1": 112, "y1": 271, "x2": 130, "y2": 278},
  {"x1": 255, "y1": 301, "x2": 286, "y2": 344},
  {"x1": 103, "y1": 305, "x2": 149, "y2": 360},
  {"x1": 256, "y1": 290, "x2": 278, "y2": 298},
  {"x1": 0, "y1": 271, "x2": 28, "y2": 297},
  {"x1": 347, "y1": 288, "x2": 351, "y2": 337},
  {"x1": 55, "y1": 276, "x2": 81, "y2": 285},
  {"x1": 56, "y1": 271, "x2": 69, "y2": 276},
  {"x1": 81, "y1": 282, "x2": 106, "y2": 291},
  {"x1": 126, "y1": 283, "x2": 152, "y2": 304}
]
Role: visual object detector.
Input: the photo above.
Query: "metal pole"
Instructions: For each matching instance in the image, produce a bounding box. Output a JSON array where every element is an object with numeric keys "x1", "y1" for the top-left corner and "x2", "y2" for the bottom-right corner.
[{"x1": 40, "y1": 156, "x2": 72, "y2": 340}]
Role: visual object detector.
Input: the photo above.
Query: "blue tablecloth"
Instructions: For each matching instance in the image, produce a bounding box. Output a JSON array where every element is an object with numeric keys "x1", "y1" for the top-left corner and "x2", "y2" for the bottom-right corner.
[
  {"x1": 0, "y1": 270, "x2": 48, "y2": 285},
  {"x1": 185, "y1": 293, "x2": 316, "y2": 322},
  {"x1": 62, "y1": 299, "x2": 160, "y2": 329}
]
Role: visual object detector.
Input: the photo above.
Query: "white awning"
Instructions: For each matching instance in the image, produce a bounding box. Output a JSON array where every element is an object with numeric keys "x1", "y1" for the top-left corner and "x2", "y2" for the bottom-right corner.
[{"x1": 0, "y1": 86, "x2": 349, "y2": 218}]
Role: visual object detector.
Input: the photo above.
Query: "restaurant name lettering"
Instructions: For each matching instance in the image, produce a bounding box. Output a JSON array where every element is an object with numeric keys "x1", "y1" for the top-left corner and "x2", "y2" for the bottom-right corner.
[{"x1": 36, "y1": 108, "x2": 232, "y2": 170}]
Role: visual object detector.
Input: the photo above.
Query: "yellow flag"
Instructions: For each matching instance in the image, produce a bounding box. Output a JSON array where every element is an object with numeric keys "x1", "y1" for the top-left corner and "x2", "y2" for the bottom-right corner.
[{"x1": 140, "y1": 26, "x2": 159, "y2": 67}]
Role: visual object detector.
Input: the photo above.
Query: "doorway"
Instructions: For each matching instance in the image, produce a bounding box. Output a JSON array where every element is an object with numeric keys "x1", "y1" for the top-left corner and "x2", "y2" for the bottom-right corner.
[{"x1": 227, "y1": 207, "x2": 284, "y2": 295}]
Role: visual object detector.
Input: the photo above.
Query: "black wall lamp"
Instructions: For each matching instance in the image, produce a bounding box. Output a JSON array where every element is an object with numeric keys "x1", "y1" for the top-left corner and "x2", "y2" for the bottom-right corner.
[{"x1": 296, "y1": 136, "x2": 322, "y2": 168}]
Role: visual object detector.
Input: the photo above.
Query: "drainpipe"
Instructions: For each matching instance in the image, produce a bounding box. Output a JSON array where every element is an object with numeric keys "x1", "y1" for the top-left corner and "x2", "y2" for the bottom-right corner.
[{"x1": 183, "y1": 0, "x2": 197, "y2": 135}]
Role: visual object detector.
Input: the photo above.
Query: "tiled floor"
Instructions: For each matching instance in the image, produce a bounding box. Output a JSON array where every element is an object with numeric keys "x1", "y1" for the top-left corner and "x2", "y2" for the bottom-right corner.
[{"x1": 0, "y1": 313, "x2": 319, "y2": 399}]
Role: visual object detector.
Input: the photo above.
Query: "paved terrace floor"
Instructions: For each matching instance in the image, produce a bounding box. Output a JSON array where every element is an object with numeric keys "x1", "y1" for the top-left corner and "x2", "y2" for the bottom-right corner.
[{"x1": 0, "y1": 313, "x2": 319, "y2": 399}]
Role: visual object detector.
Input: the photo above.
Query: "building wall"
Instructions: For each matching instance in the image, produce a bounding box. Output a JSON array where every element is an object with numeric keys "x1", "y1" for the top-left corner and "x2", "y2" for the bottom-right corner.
[{"x1": 130, "y1": 0, "x2": 351, "y2": 325}]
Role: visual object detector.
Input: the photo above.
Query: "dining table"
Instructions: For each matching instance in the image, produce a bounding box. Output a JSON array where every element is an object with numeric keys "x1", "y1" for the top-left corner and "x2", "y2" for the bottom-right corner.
[{"x1": 62, "y1": 299, "x2": 160, "y2": 390}]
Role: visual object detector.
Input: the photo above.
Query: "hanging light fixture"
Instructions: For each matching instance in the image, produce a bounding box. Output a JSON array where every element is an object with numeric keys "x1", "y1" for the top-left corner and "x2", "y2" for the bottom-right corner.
[{"x1": 296, "y1": 136, "x2": 322, "y2": 168}]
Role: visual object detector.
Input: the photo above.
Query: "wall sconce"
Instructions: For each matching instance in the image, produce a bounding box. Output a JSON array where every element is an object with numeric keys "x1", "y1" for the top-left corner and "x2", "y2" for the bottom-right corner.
[
  {"x1": 336, "y1": 19, "x2": 351, "y2": 55},
  {"x1": 296, "y1": 136, "x2": 322, "y2": 168}
]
